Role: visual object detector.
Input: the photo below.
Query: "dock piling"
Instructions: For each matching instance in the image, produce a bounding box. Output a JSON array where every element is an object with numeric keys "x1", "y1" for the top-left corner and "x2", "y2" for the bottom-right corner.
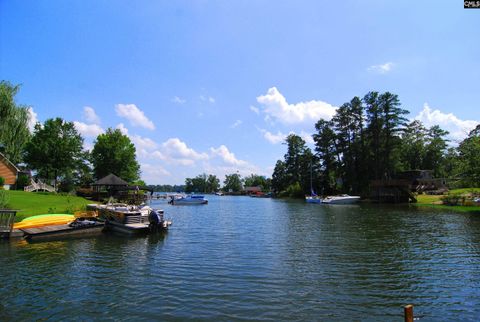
[{"x1": 404, "y1": 304, "x2": 414, "y2": 322}]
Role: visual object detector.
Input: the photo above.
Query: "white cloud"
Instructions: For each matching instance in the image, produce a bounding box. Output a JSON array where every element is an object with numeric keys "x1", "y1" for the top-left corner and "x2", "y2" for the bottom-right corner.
[
  {"x1": 171, "y1": 96, "x2": 186, "y2": 104},
  {"x1": 161, "y1": 138, "x2": 209, "y2": 165},
  {"x1": 210, "y1": 145, "x2": 248, "y2": 166},
  {"x1": 230, "y1": 120, "x2": 242, "y2": 128},
  {"x1": 83, "y1": 106, "x2": 100, "y2": 124},
  {"x1": 414, "y1": 103, "x2": 479, "y2": 142},
  {"x1": 115, "y1": 123, "x2": 129, "y2": 135},
  {"x1": 256, "y1": 87, "x2": 337, "y2": 124},
  {"x1": 73, "y1": 121, "x2": 104, "y2": 138},
  {"x1": 367, "y1": 62, "x2": 394, "y2": 74},
  {"x1": 259, "y1": 129, "x2": 313, "y2": 145},
  {"x1": 200, "y1": 95, "x2": 215, "y2": 103},
  {"x1": 115, "y1": 103, "x2": 155, "y2": 130},
  {"x1": 250, "y1": 105, "x2": 260, "y2": 114},
  {"x1": 140, "y1": 163, "x2": 171, "y2": 183},
  {"x1": 27, "y1": 107, "x2": 38, "y2": 132},
  {"x1": 131, "y1": 134, "x2": 158, "y2": 151},
  {"x1": 260, "y1": 129, "x2": 286, "y2": 144}
]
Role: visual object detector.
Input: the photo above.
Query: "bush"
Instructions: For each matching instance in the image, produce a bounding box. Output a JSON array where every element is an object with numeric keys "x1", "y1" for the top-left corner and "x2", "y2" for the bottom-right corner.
[
  {"x1": 16, "y1": 173, "x2": 30, "y2": 190},
  {"x1": 285, "y1": 182, "x2": 304, "y2": 198},
  {"x1": 0, "y1": 190, "x2": 9, "y2": 208},
  {"x1": 441, "y1": 193, "x2": 465, "y2": 206},
  {"x1": 0, "y1": 176, "x2": 5, "y2": 187},
  {"x1": 76, "y1": 187, "x2": 93, "y2": 198}
]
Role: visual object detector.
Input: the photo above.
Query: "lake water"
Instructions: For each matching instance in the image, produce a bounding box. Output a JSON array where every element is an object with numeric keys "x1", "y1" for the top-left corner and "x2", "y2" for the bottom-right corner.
[{"x1": 2, "y1": 196, "x2": 480, "y2": 321}]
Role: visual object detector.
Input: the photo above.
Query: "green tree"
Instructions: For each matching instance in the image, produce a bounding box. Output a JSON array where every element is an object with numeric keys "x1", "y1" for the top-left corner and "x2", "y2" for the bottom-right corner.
[
  {"x1": 0, "y1": 81, "x2": 31, "y2": 163},
  {"x1": 206, "y1": 174, "x2": 220, "y2": 193},
  {"x1": 457, "y1": 125, "x2": 480, "y2": 187},
  {"x1": 24, "y1": 118, "x2": 84, "y2": 187},
  {"x1": 423, "y1": 125, "x2": 449, "y2": 177},
  {"x1": 378, "y1": 92, "x2": 408, "y2": 178},
  {"x1": 313, "y1": 119, "x2": 337, "y2": 194},
  {"x1": 400, "y1": 120, "x2": 427, "y2": 170},
  {"x1": 91, "y1": 128, "x2": 140, "y2": 183},
  {"x1": 243, "y1": 174, "x2": 270, "y2": 191},
  {"x1": 271, "y1": 160, "x2": 287, "y2": 195},
  {"x1": 223, "y1": 173, "x2": 243, "y2": 192}
]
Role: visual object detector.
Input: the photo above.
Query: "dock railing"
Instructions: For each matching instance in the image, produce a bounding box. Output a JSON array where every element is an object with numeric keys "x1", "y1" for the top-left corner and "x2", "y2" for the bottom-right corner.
[{"x1": 0, "y1": 209, "x2": 17, "y2": 238}]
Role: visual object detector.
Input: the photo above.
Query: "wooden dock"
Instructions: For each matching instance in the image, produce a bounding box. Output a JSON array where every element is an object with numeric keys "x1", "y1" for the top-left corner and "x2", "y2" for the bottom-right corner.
[{"x1": 22, "y1": 221, "x2": 105, "y2": 241}]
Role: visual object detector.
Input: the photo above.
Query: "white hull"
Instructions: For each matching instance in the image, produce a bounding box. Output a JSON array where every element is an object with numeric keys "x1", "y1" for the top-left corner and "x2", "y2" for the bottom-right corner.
[{"x1": 322, "y1": 195, "x2": 360, "y2": 204}]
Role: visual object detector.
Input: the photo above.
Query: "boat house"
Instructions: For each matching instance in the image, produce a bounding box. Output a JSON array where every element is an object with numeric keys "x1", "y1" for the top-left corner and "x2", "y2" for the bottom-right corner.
[
  {"x1": 0, "y1": 152, "x2": 20, "y2": 190},
  {"x1": 370, "y1": 170, "x2": 447, "y2": 203}
]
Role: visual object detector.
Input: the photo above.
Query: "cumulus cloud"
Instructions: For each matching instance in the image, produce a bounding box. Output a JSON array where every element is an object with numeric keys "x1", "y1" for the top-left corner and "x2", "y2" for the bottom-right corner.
[
  {"x1": 256, "y1": 87, "x2": 336, "y2": 124},
  {"x1": 161, "y1": 138, "x2": 209, "y2": 165},
  {"x1": 83, "y1": 106, "x2": 100, "y2": 124},
  {"x1": 130, "y1": 134, "x2": 158, "y2": 151},
  {"x1": 260, "y1": 129, "x2": 286, "y2": 144},
  {"x1": 259, "y1": 129, "x2": 313, "y2": 145},
  {"x1": 27, "y1": 107, "x2": 38, "y2": 132},
  {"x1": 230, "y1": 120, "x2": 242, "y2": 128},
  {"x1": 414, "y1": 103, "x2": 479, "y2": 142},
  {"x1": 74, "y1": 121, "x2": 104, "y2": 138},
  {"x1": 171, "y1": 96, "x2": 186, "y2": 104},
  {"x1": 210, "y1": 145, "x2": 248, "y2": 166},
  {"x1": 115, "y1": 104, "x2": 155, "y2": 130},
  {"x1": 115, "y1": 123, "x2": 129, "y2": 135},
  {"x1": 140, "y1": 163, "x2": 171, "y2": 183},
  {"x1": 367, "y1": 62, "x2": 394, "y2": 74}
]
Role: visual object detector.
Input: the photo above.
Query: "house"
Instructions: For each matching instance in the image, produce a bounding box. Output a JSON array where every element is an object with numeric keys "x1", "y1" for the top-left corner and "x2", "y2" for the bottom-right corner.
[
  {"x1": 0, "y1": 152, "x2": 20, "y2": 190},
  {"x1": 244, "y1": 186, "x2": 262, "y2": 195}
]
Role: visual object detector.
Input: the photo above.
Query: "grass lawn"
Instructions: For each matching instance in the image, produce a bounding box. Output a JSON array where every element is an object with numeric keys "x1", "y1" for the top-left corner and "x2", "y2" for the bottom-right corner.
[
  {"x1": 3, "y1": 190, "x2": 91, "y2": 222},
  {"x1": 415, "y1": 188, "x2": 480, "y2": 213}
]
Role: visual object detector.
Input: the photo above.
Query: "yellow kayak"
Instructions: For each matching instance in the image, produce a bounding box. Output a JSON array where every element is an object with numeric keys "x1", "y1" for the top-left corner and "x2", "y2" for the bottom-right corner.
[{"x1": 14, "y1": 214, "x2": 75, "y2": 229}]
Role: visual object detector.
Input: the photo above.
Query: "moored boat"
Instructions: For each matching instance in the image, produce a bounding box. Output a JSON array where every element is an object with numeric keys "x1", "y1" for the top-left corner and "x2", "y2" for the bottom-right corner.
[
  {"x1": 169, "y1": 195, "x2": 208, "y2": 205},
  {"x1": 95, "y1": 203, "x2": 172, "y2": 235},
  {"x1": 321, "y1": 194, "x2": 360, "y2": 204}
]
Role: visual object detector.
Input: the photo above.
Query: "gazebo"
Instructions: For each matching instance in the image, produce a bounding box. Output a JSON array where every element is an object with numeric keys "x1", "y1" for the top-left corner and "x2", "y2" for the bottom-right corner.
[{"x1": 92, "y1": 173, "x2": 128, "y2": 195}]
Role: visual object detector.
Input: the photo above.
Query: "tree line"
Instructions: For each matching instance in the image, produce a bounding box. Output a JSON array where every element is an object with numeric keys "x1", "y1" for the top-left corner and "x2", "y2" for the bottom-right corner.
[
  {"x1": 272, "y1": 91, "x2": 480, "y2": 197},
  {"x1": 0, "y1": 81, "x2": 141, "y2": 191},
  {"x1": 183, "y1": 173, "x2": 271, "y2": 193}
]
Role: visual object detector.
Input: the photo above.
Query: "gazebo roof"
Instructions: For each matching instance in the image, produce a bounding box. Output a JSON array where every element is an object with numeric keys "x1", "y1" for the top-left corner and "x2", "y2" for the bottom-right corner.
[{"x1": 93, "y1": 173, "x2": 128, "y2": 186}]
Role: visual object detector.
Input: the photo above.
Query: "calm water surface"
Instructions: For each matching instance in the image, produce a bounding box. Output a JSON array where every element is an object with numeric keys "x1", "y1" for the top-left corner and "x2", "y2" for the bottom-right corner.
[{"x1": 2, "y1": 196, "x2": 480, "y2": 321}]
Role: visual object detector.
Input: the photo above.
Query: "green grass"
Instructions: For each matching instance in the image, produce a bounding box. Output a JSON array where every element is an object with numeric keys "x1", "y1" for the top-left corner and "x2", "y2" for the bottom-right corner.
[
  {"x1": 3, "y1": 190, "x2": 91, "y2": 222},
  {"x1": 415, "y1": 188, "x2": 480, "y2": 214}
]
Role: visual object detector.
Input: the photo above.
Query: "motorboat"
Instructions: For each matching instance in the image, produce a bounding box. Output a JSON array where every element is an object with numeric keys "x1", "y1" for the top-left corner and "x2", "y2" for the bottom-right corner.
[
  {"x1": 95, "y1": 203, "x2": 171, "y2": 235},
  {"x1": 169, "y1": 195, "x2": 208, "y2": 205},
  {"x1": 322, "y1": 194, "x2": 360, "y2": 204}
]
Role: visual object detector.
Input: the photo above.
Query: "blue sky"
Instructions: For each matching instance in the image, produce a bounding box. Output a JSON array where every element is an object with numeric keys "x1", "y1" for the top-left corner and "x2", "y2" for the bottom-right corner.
[{"x1": 1, "y1": 1, "x2": 479, "y2": 184}]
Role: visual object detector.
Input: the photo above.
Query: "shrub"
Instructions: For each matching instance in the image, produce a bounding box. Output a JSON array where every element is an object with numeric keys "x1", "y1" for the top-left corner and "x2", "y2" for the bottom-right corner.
[
  {"x1": 0, "y1": 190, "x2": 9, "y2": 208},
  {"x1": 285, "y1": 182, "x2": 304, "y2": 199},
  {"x1": 0, "y1": 176, "x2": 5, "y2": 187},
  {"x1": 16, "y1": 173, "x2": 30, "y2": 190},
  {"x1": 441, "y1": 193, "x2": 464, "y2": 206}
]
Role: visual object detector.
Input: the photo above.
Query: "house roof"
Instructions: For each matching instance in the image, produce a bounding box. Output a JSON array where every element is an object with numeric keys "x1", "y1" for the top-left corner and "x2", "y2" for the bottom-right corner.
[
  {"x1": 0, "y1": 152, "x2": 20, "y2": 173},
  {"x1": 93, "y1": 173, "x2": 128, "y2": 186}
]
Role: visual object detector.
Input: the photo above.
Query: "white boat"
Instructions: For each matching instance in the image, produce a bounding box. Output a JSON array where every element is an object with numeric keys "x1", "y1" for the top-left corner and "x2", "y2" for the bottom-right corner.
[
  {"x1": 322, "y1": 194, "x2": 360, "y2": 204},
  {"x1": 169, "y1": 195, "x2": 208, "y2": 205},
  {"x1": 95, "y1": 203, "x2": 171, "y2": 235}
]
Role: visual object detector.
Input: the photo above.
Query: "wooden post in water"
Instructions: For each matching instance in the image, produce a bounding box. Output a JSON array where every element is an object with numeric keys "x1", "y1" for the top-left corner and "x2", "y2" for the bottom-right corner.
[{"x1": 404, "y1": 304, "x2": 414, "y2": 322}]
